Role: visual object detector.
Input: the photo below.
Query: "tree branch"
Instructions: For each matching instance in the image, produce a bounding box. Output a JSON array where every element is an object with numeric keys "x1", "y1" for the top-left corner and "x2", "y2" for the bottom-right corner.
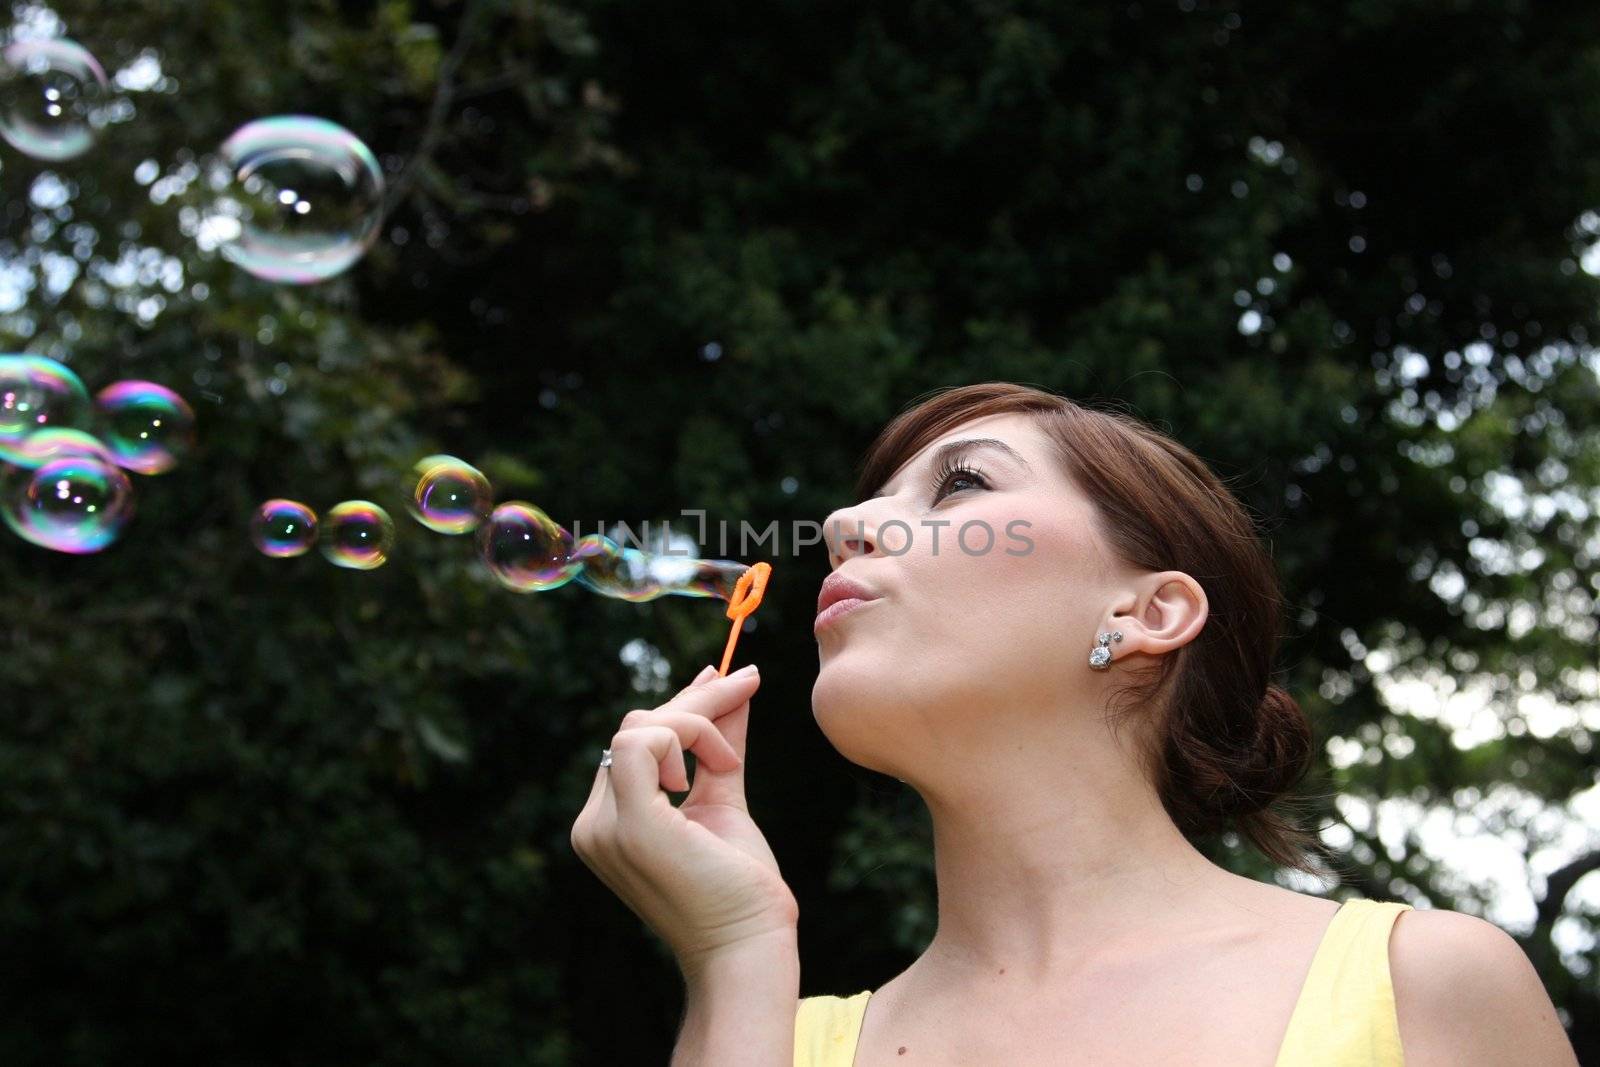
[
  {"x1": 380, "y1": 0, "x2": 490, "y2": 223},
  {"x1": 1536, "y1": 848, "x2": 1600, "y2": 929}
]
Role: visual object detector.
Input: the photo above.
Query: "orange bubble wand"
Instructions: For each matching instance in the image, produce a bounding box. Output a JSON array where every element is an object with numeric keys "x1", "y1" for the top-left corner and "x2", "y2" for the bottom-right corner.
[{"x1": 718, "y1": 561, "x2": 772, "y2": 676}]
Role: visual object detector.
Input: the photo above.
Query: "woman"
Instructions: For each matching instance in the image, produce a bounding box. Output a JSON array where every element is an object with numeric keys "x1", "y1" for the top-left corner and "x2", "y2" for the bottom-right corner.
[{"x1": 569, "y1": 382, "x2": 1578, "y2": 1066}]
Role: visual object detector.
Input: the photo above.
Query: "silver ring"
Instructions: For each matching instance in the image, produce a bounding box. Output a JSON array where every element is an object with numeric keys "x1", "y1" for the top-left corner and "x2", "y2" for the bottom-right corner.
[{"x1": 599, "y1": 748, "x2": 613, "y2": 769}]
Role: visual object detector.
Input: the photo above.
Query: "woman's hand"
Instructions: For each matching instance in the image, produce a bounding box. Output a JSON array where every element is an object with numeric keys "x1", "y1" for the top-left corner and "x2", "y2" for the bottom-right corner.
[{"x1": 569, "y1": 663, "x2": 799, "y2": 974}]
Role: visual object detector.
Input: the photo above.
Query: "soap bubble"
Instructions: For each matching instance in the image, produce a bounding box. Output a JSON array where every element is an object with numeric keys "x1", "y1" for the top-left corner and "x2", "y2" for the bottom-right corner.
[
  {"x1": 94, "y1": 380, "x2": 196, "y2": 475},
  {"x1": 476, "y1": 502, "x2": 581, "y2": 592},
  {"x1": 0, "y1": 355, "x2": 90, "y2": 462},
  {"x1": 653, "y1": 557, "x2": 748, "y2": 601},
  {"x1": 249, "y1": 498, "x2": 318, "y2": 558},
  {"x1": 199, "y1": 115, "x2": 385, "y2": 284},
  {"x1": 405, "y1": 454, "x2": 492, "y2": 534},
  {"x1": 320, "y1": 499, "x2": 394, "y2": 570},
  {"x1": 2, "y1": 449, "x2": 134, "y2": 553},
  {"x1": 572, "y1": 534, "x2": 664, "y2": 602},
  {"x1": 0, "y1": 362, "x2": 44, "y2": 453},
  {"x1": 15, "y1": 357, "x2": 91, "y2": 426},
  {"x1": 0, "y1": 37, "x2": 109, "y2": 162},
  {"x1": 8, "y1": 426, "x2": 114, "y2": 468},
  {"x1": 568, "y1": 536, "x2": 748, "y2": 602}
]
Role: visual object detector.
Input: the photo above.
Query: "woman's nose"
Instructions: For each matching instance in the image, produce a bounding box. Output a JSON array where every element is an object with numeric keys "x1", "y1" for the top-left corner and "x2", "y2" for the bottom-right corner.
[{"x1": 823, "y1": 507, "x2": 877, "y2": 568}]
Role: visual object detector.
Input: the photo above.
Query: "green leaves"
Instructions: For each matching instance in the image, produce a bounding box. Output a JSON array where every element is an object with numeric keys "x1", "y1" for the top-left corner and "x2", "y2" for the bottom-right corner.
[{"x1": 2, "y1": 0, "x2": 1598, "y2": 1060}]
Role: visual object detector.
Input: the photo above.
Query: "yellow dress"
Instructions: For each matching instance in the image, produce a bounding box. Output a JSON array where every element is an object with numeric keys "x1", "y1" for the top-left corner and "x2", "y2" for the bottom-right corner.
[{"x1": 795, "y1": 897, "x2": 1413, "y2": 1066}]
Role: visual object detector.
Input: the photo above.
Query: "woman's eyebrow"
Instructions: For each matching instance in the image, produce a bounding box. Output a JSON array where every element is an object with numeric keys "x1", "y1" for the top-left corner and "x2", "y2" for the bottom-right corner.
[{"x1": 872, "y1": 438, "x2": 1033, "y2": 499}]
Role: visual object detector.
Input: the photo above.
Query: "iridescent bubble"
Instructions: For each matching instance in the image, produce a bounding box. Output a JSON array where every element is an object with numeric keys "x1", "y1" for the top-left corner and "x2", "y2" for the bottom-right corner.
[
  {"x1": 94, "y1": 380, "x2": 196, "y2": 475},
  {"x1": 568, "y1": 537, "x2": 748, "y2": 602},
  {"x1": 571, "y1": 534, "x2": 664, "y2": 602},
  {"x1": 652, "y1": 557, "x2": 748, "y2": 601},
  {"x1": 476, "y1": 502, "x2": 581, "y2": 592},
  {"x1": 1, "y1": 450, "x2": 134, "y2": 553},
  {"x1": 0, "y1": 37, "x2": 109, "y2": 162},
  {"x1": 199, "y1": 115, "x2": 385, "y2": 284},
  {"x1": 0, "y1": 355, "x2": 90, "y2": 462},
  {"x1": 0, "y1": 362, "x2": 44, "y2": 448},
  {"x1": 320, "y1": 499, "x2": 395, "y2": 570},
  {"x1": 8, "y1": 426, "x2": 114, "y2": 468},
  {"x1": 250, "y1": 498, "x2": 318, "y2": 558},
  {"x1": 18, "y1": 356, "x2": 91, "y2": 426},
  {"x1": 405, "y1": 454, "x2": 492, "y2": 534}
]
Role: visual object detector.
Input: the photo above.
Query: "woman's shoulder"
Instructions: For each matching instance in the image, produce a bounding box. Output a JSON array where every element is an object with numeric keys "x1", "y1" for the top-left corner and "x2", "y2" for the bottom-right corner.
[{"x1": 1387, "y1": 906, "x2": 1576, "y2": 1066}]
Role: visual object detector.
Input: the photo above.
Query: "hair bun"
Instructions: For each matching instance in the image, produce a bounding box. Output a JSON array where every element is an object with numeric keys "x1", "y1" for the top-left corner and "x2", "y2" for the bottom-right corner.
[{"x1": 1220, "y1": 685, "x2": 1314, "y2": 815}]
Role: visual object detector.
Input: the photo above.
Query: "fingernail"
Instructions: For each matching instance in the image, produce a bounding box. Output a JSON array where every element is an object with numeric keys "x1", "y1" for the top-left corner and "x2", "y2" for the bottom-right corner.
[
  {"x1": 731, "y1": 663, "x2": 759, "y2": 678},
  {"x1": 692, "y1": 665, "x2": 717, "y2": 684}
]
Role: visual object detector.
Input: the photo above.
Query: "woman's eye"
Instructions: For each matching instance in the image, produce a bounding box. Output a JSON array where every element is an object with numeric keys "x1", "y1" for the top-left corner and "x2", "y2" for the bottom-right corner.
[{"x1": 932, "y1": 467, "x2": 986, "y2": 502}]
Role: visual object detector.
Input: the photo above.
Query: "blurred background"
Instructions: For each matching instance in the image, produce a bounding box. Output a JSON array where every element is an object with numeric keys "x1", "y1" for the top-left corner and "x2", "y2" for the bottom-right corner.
[{"x1": 1, "y1": 0, "x2": 1598, "y2": 1062}]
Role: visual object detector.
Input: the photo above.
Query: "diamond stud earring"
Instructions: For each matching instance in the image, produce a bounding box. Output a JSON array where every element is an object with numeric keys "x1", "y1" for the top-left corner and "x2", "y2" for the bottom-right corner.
[{"x1": 1088, "y1": 629, "x2": 1123, "y2": 670}]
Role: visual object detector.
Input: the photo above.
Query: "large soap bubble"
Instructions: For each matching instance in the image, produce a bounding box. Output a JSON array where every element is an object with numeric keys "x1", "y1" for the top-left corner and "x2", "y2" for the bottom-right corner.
[
  {"x1": 0, "y1": 355, "x2": 91, "y2": 463},
  {"x1": 572, "y1": 534, "x2": 664, "y2": 603},
  {"x1": 405, "y1": 454, "x2": 492, "y2": 534},
  {"x1": 2, "y1": 449, "x2": 134, "y2": 553},
  {"x1": 7, "y1": 426, "x2": 114, "y2": 468},
  {"x1": 94, "y1": 380, "x2": 196, "y2": 475},
  {"x1": 198, "y1": 115, "x2": 385, "y2": 284},
  {"x1": 643, "y1": 552, "x2": 745, "y2": 600},
  {"x1": 319, "y1": 499, "x2": 395, "y2": 570},
  {"x1": 569, "y1": 533, "x2": 745, "y2": 601},
  {"x1": 477, "y1": 502, "x2": 582, "y2": 592},
  {"x1": 0, "y1": 37, "x2": 109, "y2": 162}
]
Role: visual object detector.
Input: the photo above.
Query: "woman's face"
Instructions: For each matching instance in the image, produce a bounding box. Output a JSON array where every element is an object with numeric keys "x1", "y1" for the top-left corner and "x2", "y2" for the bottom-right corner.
[{"x1": 813, "y1": 412, "x2": 1126, "y2": 775}]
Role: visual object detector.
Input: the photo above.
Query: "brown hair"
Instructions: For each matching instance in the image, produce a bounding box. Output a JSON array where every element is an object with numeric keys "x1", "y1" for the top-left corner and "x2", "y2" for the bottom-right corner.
[{"x1": 854, "y1": 381, "x2": 1326, "y2": 877}]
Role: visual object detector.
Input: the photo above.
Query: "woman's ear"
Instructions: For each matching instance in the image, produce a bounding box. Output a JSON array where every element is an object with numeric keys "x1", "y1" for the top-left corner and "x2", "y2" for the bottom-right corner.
[{"x1": 1118, "y1": 572, "x2": 1208, "y2": 658}]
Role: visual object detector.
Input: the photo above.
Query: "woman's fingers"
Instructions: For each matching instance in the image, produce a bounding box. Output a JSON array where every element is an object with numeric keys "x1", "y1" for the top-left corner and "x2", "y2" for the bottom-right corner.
[
  {"x1": 607, "y1": 724, "x2": 691, "y2": 815},
  {"x1": 581, "y1": 665, "x2": 720, "y2": 803},
  {"x1": 617, "y1": 706, "x2": 742, "y2": 773},
  {"x1": 577, "y1": 665, "x2": 762, "y2": 833},
  {"x1": 610, "y1": 668, "x2": 760, "y2": 803},
  {"x1": 654, "y1": 667, "x2": 761, "y2": 764}
]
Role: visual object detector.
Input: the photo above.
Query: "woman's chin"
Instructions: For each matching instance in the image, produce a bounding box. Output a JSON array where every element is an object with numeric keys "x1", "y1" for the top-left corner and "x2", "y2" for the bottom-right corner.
[{"x1": 811, "y1": 664, "x2": 879, "y2": 722}]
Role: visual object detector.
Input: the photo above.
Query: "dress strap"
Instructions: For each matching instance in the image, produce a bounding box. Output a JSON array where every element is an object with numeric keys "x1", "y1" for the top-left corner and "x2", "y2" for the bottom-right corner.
[
  {"x1": 795, "y1": 991, "x2": 873, "y2": 1067},
  {"x1": 1274, "y1": 898, "x2": 1413, "y2": 1067}
]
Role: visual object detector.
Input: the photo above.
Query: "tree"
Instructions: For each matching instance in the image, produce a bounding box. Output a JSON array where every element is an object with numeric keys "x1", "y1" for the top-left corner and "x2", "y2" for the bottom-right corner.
[{"x1": 1, "y1": 0, "x2": 1596, "y2": 1062}]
